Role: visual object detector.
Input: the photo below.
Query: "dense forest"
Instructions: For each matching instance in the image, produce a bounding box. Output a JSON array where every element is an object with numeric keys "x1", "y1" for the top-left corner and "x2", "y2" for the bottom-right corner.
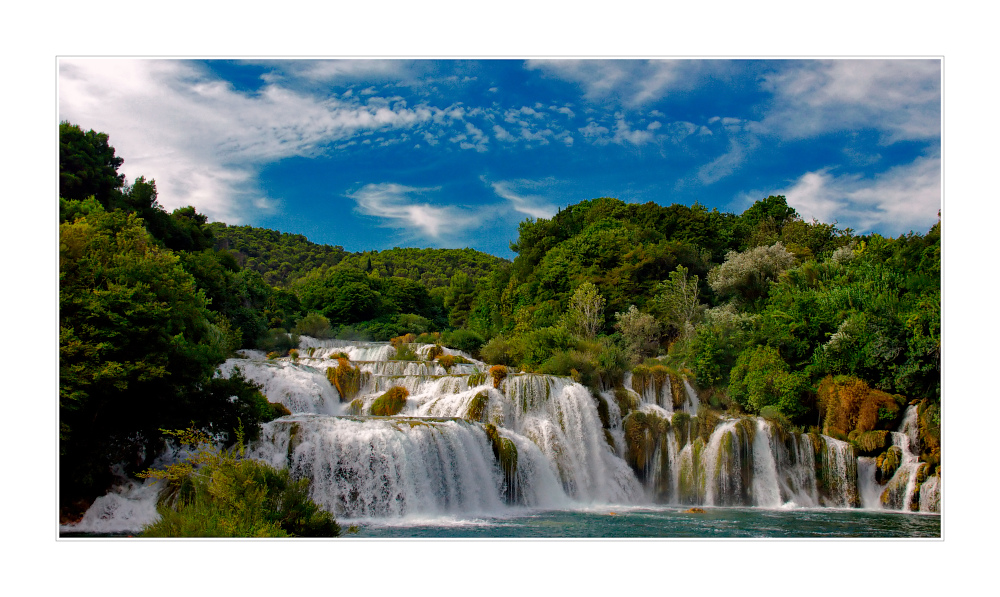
[{"x1": 58, "y1": 122, "x2": 941, "y2": 533}]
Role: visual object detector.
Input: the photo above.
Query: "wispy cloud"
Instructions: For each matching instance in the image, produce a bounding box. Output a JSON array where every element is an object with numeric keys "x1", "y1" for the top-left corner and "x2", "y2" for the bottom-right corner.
[
  {"x1": 487, "y1": 177, "x2": 560, "y2": 220},
  {"x1": 760, "y1": 59, "x2": 941, "y2": 143},
  {"x1": 58, "y1": 59, "x2": 475, "y2": 223},
  {"x1": 778, "y1": 154, "x2": 941, "y2": 235},
  {"x1": 526, "y1": 59, "x2": 693, "y2": 107},
  {"x1": 347, "y1": 183, "x2": 484, "y2": 241}
]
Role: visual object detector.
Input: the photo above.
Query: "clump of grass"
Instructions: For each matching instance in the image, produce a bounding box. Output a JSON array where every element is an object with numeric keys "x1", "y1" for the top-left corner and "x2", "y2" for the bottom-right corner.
[
  {"x1": 392, "y1": 344, "x2": 419, "y2": 361},
  {"x1": 370, "y1": 386, "x2": 409, "y2": 416},
  {"x1": 326, "y1": 358, "x2": 365, "y2": 401}
]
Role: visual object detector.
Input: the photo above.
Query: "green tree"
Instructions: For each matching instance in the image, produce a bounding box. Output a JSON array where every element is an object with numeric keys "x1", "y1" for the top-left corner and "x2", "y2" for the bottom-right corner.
[
  {"x1": 562, "y1": 282, "x2": 606, "y2": 339},
  {"x1": 60, "y1": 206, "x2": 270, "y2": 502},
  {"x1": 614, "y1": 305, "x2": 661, "y2": 365},
  {"x1": 59, "y1": 122, "x2": 125, "y2": 206},
  {"x1": 708, "y1": 242, "x2": 796, "y2": 309},
  {"x1": 728, "y1": 345, "x2": 810, "y2": 419},
  {"x1": 652, "y1": 265, "x2": 702, "y2": 341}
]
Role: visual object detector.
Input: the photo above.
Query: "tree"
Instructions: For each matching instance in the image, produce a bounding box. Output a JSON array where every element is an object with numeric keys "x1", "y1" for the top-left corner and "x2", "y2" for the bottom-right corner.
[
  {"x1": 60, "y1": 205, "x2": 270, "y2": 502},
  {"x1": 563, "y1": 282, "x2": 606, "y2": 339},
  {"x1": 59, "y1": 122, "x2": 125, "y2": 206},
  {"x1": 614, "y1": 305, "x2": 661, "y2": 365},
  {"x1": 708, "y1": 242, "x2": 796, "y2": 308},
  {"x1": 728, "y1": 345, "x2": 809, "y2": 419},
  {"x1": 652, "y1": 265, "x2": 702, "y2": 341}
]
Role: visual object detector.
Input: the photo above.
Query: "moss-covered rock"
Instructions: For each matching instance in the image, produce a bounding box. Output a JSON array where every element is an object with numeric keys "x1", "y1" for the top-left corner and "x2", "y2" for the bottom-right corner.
[
  {"x1": 268, "y1": 401, "x2": 292, "y2": 419},
  {"x1": 465, "y1": 390, "x2": 490, "y2": 422},
  {"x1": 852, "y1": 430, "x2": 891, "y2": 456},
  {"x1": 370, "y1": 386, "x2": 409, "y2": 416},
  {"x1": 468, "y1": 371, "x2": 487, "y2": 387},
  {"x1": 483, "y1": 423, "x2": 519, "y2": 503},
  {"x1": 426, "y1": 344, "x2": 444, "y2": 361},
  {"x1": 613, "y1": 385, "x2": 639, "y2": 417},
  {"x1": 876, "y1": 446, "x2": 902, "y2": 484}
]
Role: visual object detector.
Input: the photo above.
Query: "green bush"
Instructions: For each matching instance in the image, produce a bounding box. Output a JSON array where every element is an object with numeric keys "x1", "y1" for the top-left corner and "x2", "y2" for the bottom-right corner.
[
  {"x1": 140, "y1": 428, "x2": 339, "y2": 538},
  {"x1": 442, "y1": 328, "x2": 485, "y2": 356},
  {"x1": 293, "y1": 312, "x2": 333, "y2": 339},
  {"x1": 257, "y1": 328, "x2": 300, "y2": 355},
  {"x1": 370, "y1": 386, "x2": 409, "y2": 416}
]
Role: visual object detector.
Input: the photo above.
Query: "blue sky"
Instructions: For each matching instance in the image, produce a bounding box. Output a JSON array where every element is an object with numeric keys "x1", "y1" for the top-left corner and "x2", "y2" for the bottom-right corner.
[{"x1": 58, "y1": 58, "x2": 941, "y2": 258}]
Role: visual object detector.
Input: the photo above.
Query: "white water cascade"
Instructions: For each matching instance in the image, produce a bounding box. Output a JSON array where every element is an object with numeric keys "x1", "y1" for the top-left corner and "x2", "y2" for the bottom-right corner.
[{"x1": 64, "y1": 339, "x2": 941, "y2": 533}]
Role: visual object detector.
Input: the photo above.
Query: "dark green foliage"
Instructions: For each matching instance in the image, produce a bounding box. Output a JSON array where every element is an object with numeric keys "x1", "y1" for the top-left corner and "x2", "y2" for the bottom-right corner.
[
  {"x1": 209, "y1": 223, "x2": 349, "y2": 288},
  {"x1": 59, "y1": 207, "x2": 270, "y2": 503},
  {"x1": 441, "y1": 328, "x2": 485, "y2": 356},
  {"x1": 59, "y1": 122, "x2": 125, "y2": 206},
  {"x1": 293, "y1": 312, "x2": 333, "y2": 338},
  {"x1": 257, "y1": 328, "x2": 300, "y2": 355},
  {"x1": 728, "y1": 345, "x2": 810, "y2": 419}
]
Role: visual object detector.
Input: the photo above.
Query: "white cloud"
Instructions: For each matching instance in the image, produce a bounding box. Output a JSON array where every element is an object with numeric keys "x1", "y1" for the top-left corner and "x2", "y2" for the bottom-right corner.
[
  {"x1": 761, "y1": 59, "x2": 941, "y2": 143},
  {"x1": 697, "y1": 135, "x2": 760, "y2": 184},
  {"x1": 778, "y1": 154, "x2": 941, "y2": 235},
  {"x1": 347, "y1": 183, "x2": 482, "y2": 240},
  {"x1": 492, "y1": 124, "x2": 514, "y2": 142},
  {"x1": 59, "y1": 59, "x2": 465, "y2": 224},
  {"x1": 525, "y1": 59, "x2": 692, "y2": 107},
  {"x1": 488, "y1": 178, "x2": 559, "y2": 220}
]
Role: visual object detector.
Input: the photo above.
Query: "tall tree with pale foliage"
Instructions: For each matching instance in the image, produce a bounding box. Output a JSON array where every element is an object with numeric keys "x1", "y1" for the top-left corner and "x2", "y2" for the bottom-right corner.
[
  {"x1": 652, "y1": 265, "x2": 702, "y2": 341},
  {"x1": 563, "y1": 282, "x2": 606, "y2": 339}
]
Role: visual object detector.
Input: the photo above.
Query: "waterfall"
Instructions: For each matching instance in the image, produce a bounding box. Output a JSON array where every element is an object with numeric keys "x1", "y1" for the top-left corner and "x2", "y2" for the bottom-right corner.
[{"x1": 67, "y1": 337, "x2": 940, "y2": 533}]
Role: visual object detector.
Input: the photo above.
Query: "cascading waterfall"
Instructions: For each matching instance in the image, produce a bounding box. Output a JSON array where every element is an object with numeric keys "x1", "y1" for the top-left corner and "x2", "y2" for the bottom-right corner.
[{"x1": 67, "y1": 338, "x2": 940, "y2": 533}]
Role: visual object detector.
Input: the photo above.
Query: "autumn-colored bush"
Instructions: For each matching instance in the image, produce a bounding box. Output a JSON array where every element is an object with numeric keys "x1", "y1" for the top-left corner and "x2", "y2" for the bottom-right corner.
[
  {"x1": 390, "y1": 334, "x2": 416, "y2": 348},
  {"x1": 326, "y1": 358, "x2": 365, "y2": 401},
  {"x1": 490, "y1": 365, "x2": 508, "y2": 389},
  {"x1": 817, "y1": 375, "x2": 902, "y2": 437}
]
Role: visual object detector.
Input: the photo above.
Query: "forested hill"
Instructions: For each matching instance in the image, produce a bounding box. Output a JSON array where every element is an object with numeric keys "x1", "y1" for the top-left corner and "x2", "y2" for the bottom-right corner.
[{"x1": 208, "y1": 223, "x2": 507, "y2": 290}]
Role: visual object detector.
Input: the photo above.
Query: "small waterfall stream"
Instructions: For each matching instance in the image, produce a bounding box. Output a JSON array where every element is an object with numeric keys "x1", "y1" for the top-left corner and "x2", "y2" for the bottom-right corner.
[{"x1": 66, "y1": 338, "x2": 941, "y2": 532}]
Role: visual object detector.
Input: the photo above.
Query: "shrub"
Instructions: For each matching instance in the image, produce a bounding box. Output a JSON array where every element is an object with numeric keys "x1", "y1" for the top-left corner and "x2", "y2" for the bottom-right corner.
[
  {"x1": 728, "y1": 345, "x2": 809, "y2": 419},
  {"x1": 442, "y1": 328, "x2": 485, "y2": 356},
  {"x1": 480, "y1": 335, "x2": 519, "y2": 366},
  {"x1": 268, "y1": 401, "x2": 292, "y2": 418},
  {"x1": 326, "y1": 358, "x2": 365, "y2": 401},
  {"x1": 288, "y1": 349, "x2": 299, "y2": 361},
  {"x1": 293, "y1": 312, "x2": 333, "y2": 339},
  {"x1": 392, "y1": 344, "x2": 419, "y2": 361},
  {"x1": 490, "y1": 365, "x2": 508, "y2": 389},
  {"x1": 817, "y1": 375, "x2": 902, "y2": 437},
  {"x1": 257, "y1": 328, "x2": 300, "y2": 355},
  {"x1": 437, "y1": 354, "x2": 471, "y2": 372},
  {"x1": 426, "y1": 344, "x2": 445, "y2": 361},
  {"x1": 390, "y1": 333, "x2": 416, "y2": 348},
  {"x1": 139, "y1": 427, "x2": 340, "y2": 537},
  {"x1": 370, "y1": 386, "x2": 409, "y2": 416}
]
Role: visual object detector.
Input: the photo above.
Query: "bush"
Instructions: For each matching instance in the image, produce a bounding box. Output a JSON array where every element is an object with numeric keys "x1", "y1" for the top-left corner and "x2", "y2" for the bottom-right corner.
[
  {"x1": 257, "y1": 328, "x2": 300, "y2": 355},
  {"x1": 326, "y1": 358, "x2": 366, "y2": 401},
  {"x1": 442, "y1": 328, "x2": 485, "y2": 356},
  {"x1": 817, "y1": 375, "x2": 902, "y2": 437},
  {"x1": 139, "y1": 428, "x2": 340, "y2": 538},
  {"x1": 370, "y1": 386, "x2": 409, "y2": 416},
  {"x1": 480, "y1": 335, "x2": 519, "y2": 366},
  {"x1": 436, "y1": 354, "x2": 471, "y2": 372},
  {"x1": 293, "y1": 312, "x2": 333, "y2": 339},
  {"x1": 392, "y1": 344, "x2": 419, "y2": 361},
  {"x1": 728, "y1": 345, "x2": 809, "y2": 419},
  {"x1": 490, "y1": 365, "x2": 508, "y2": 389}
]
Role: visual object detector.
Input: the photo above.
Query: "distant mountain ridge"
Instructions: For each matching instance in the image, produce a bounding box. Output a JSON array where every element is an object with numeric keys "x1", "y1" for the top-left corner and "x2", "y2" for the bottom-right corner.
[{"x1": 208, "y1": 223, "x2": 508, "y2": 289}]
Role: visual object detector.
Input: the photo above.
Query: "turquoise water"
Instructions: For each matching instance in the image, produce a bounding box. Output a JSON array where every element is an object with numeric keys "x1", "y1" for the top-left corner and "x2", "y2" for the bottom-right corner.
[{"x1": 342, "y1": 506, "x2": 941, "y2": 539}]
